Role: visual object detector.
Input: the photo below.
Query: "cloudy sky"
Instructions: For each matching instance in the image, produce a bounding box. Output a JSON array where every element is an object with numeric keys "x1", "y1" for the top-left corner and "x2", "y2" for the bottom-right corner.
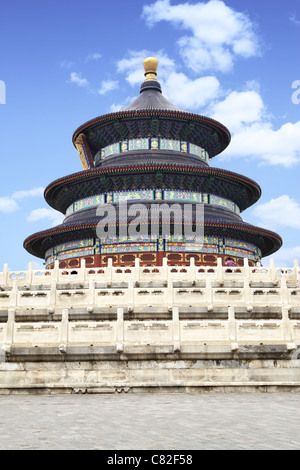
[{"x1": 0, "y1": 0, "x2": 299, "y2": 270}]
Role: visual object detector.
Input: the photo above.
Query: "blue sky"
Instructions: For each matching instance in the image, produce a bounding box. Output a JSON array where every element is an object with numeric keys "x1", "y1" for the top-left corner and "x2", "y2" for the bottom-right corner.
[{"x1": 0, "y1": 0, "x2": 299, "y2": 270}]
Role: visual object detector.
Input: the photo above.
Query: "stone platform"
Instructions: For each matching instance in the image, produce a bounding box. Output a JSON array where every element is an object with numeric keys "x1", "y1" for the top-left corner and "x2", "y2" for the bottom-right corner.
[{"x1": 0, "y1": 258, "x2": 299, "y2": 393}]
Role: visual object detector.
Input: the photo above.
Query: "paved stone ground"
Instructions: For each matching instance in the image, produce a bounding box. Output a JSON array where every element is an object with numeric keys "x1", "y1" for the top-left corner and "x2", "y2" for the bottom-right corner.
[{"x1": 0, "y1": 392, "x2": 299, "y2": 450}]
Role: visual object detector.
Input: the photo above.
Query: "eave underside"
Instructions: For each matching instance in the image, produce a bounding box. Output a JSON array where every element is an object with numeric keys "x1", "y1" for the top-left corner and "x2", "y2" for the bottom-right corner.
[
  {"x1": 72, "y1": 110, "x2": 231, "y2": 158},
  {"x1": 44, "y1": 165, "x2": 261, "y2": 214},
  {"x1": 24, "y1": 218, "x2": 282, "y2": 261}
]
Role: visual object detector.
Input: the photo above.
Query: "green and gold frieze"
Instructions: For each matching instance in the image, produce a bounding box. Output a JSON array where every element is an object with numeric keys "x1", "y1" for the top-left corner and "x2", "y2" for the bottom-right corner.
[
  {"x1": 45, "y1": 235, "x2": 261, "y2": 267},
  {"x1": 65, "y1": 189, "x2": 241, "y2": 216},
  {"x1": 94, "y1": 138, "x2": 209, "y2": 163}
]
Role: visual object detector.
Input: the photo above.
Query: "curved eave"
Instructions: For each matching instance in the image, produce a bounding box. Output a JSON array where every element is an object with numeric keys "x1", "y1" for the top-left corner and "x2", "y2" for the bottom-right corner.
[
  {"x1": 44, "y1": 164, "x2": 261, "y2": 214},
  {"x1": 23, "y1": 220, "x2": 282, "y2": 260},
  {"x1": 72, "y1": 109, "x2": 231, "y2": 158}
]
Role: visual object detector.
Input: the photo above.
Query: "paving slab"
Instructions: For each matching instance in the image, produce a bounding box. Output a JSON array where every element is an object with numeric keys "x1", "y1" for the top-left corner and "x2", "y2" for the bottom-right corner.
[{"x1": 0, "y1": 392, "x2": 299, "y2": 450}]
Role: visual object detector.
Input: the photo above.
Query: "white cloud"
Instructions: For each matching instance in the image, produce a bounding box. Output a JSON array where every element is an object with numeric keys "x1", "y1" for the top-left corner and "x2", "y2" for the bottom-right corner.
[
  {"x1": 0, "y1": 186, "x2": 45, "y2": 214},
  {"x1": 27, "y1": 208, "x2": 64, "y2": 227},
  {"x1": 222, "y1": 120, "x2": 300, "y2": 167},
  {"x1": 252, "y1": 195, "x2": 300, "y2": 231},
  {"x1": 142, "y1": 0, "x2": 260, "y2": 73},
  {"x1": 110, "y1": 96, "x2": 135, "y2": 112},
  {"x1": 209, "y1": 85, "x2": 300, "y2": 167},
  {"x1": 0, "y1": 197, "x2": 19, "y2": 213},
  {"x1": 68, "y1": 72, "x2": 117, "y2": 96},
  {"x1": 164, "y1": 72, "x2": 220, "y2": 109},
  {"x1": 69, "y1": 72, "x2": 89, "y2": 87},
  {"x1": 12, "y1": 187, "x2": 44, "y2": 200},
  {"x1": 211, "y1": 89, "x2": 264, "y2": 133},
  {"x1": 98, "y1": 80, "x2": 118, "y2": 95},
  {"x1": 289, "y1": 13, "x2": 300, "y2": 26},
  {"x1": 117, "y1": 49, "x2": 220, "y2": 109},
  {"x1": 86, "y1": 52, "x2": 102, "y2": 61},
  {"x1": 60, "y1": 60, "x2": 75, "y2": 69},
  {"x1": 264, "y1": 246, "x2": 300, "y2": 268},
  {"x1": 117, "y1": 49, "x2": 175, "y2": 86},
  {"x1": 117, "y1": 49, "x2": 299, "y2": 165}
]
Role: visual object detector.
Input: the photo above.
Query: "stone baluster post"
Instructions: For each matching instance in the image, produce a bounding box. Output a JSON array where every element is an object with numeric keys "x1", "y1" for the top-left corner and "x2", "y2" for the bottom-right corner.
[
  {"x1": 134, "y1": 257, "x2": 140, "y2": 284},
  {"x1": 167, "y1": 278, "x2": 173, "y2": 311},
  {"x1": 206, "y1": 277, "x2": 213, "y2": 306},
  {"x1": 80, "y1": 258, "x2": 86, "y2": 282},
  {"x1": 11, "y1": 279, "x2": 18, "y2": 307},
  {"x1": 128, "y1": 278, "x2": 134, "y2": 313},
  {"x1": 116, "y1": 307, "x2": 124, "y2": 353},
  {"x1": 172, "y1": 307, "x2": 180, "y2": 352},
  {"x1": 293, "y1": 259, "x2": 299, "y2": 283},
  {"x1": 216, "y1": 257, "x2": 223, "y2": 284},
  {"x1": 106, "y1": 258, "x2": 113, "y2": 286},
  {"x1": 53, "y1": 260, "x2": 59, "y2": 282},
  {"x1": 88, "y1": 278, "x2": 95, "y2": 310},
  {"x1": 243, "y1": 258, "x2": 252, "y2": 306},
  {"x1": 228, "y1": 306, "x2": 237, "y2": 341},
  {"x1": 189, "y1": 257, "x2": 196, "y2": 284},
  {"x1": 49, "y1": 280, "x2": 57, "y2": 308},
  {"x1": 4, "y1": 308, "x2": 15, "y2": 349},
  {"x1": 279, "y1": 277, "x2": 293, "y2": 346},
  {"x1": 228, "y1": 306, "x2": 239, "y2": 351},
  {"x1": 2, "y1": 263, "x2": 8, "y2": 285},
  {"x1": 28, "y1": 262, "x2": 33, "y2": 284},
  {"x1": 269, "y1": 259, "x2": 277, "y2": 284},
  {"x1": 280, "y1": 277, "x2": 289, "y2": 306},
  {"x1": 282, "y1": 306, "x2": 293, "y2": 343},
  {"x1": 161, "y1": 257, "x2": 168, "y2": 283},
  {"x1": 243, "y1": 257, "x2": 250, "y2": 279},
  {"x1": 59, "y1": 308, "x2": 69, "y2": 353}
]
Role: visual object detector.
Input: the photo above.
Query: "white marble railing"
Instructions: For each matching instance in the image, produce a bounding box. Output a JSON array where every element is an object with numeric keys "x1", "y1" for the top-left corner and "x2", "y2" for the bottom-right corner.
[
  {"x1": 1, "y1": 305, "x2": 299, "y2": 353},
  {"x1": 0, "y1": 257, "x2": 299, "y2": 353},
  {"x1": 0, "y1": 257, "x2": 299, "y2": 286}
]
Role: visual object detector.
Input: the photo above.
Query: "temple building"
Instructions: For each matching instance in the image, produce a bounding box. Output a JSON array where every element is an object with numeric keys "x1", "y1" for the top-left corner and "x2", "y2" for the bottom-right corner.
[
  {"x1": 24, "y1": 58, "x2": 282, "y2": 269},
  {"x1": 2, "y1": 59, "x2": 299, "y2": 394}
]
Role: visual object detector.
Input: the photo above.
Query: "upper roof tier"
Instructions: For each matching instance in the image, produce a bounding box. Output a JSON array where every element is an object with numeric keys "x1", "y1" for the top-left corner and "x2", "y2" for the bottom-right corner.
[{"x1": 72, "y1": 58, "x2": 231, "y2": 160}]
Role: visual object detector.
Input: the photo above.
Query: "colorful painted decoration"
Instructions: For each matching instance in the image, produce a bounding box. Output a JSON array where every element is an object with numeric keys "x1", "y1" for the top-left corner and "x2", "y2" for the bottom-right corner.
[
  {"x1": 94, "y1": 138, "x2": 209, "y2": 163},
  {"x1": 65, "y1": 190, "x2": 240, "y2": 216},
  {"x1": 45, "y1": 235, "x2": 261, "y2": 267}
]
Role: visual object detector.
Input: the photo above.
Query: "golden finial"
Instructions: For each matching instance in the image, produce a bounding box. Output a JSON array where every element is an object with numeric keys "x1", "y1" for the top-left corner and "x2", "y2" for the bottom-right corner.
[{"x1": 143, "y1": 57, "x2": 158, "y2": 81}]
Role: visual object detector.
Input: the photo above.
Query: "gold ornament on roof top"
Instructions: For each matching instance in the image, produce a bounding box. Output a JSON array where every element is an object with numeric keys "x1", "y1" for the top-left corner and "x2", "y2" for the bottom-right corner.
[{"x1": 143, "y1": 57, "x2": 158, "y2": 81}]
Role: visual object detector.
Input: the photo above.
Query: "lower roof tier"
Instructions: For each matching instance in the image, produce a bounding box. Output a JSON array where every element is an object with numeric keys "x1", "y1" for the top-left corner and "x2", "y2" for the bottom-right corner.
[
  {"x1": 24, "y1": 203, "x2": 282, "y2": 260},
  {"x1": 44, "y1": 161, "x2": 261, "y2": 214}
]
